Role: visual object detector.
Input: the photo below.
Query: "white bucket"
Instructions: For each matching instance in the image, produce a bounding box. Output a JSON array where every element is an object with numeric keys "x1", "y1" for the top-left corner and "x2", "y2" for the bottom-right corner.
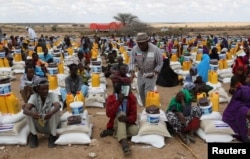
[
  {"x1": 53, "y1": 49, "x2": 61, "y2": 54},
  {"x1": 171, "y1": 49, "x2": 177, "y2": 53},
  {"x1": 0, "y1": 83, "x2": 11, "y2": 95},
  {"x1": 147, "y1": 113, "x2": 160, "y2": 124},
  {"x1": 14, "y1": 49, "x2": 21, "y2": 54},
  {"x1": 47, "y1": 67, "x2": 58, "y2": 75},
  {"x1": 200, "y1": 103, "x2": 212, "y2": 115},
  {"x1": 90, "y1": 65, "x2": 102, "y2": 73},
  {"x1": 184, "y1": 56, "x2": 191, "y2": 61},
  {"x1": 219, "y1": 54, "x2": 226, "y2": 60},
  {"x1": 64, "y1": 52, "x2": 68, "y2": 57},
  {"x1": 197, "y1": 49, "x2": 203, "y2": 53},
  {"x1": 183, "y1": 45, "x2": 188, "y2": 49},
  {"x1": 210, "y1": 64, "x2": 218, "y2": 71},
  {"x1": 70, "y1": 101, "x2": 84, "y2": 115},
  {"x1": 53, "y1": 57, "x2": 61, "y2": 64},
  {"x1": 0, "y1": 52, "x2": 5, "y2": 58}
]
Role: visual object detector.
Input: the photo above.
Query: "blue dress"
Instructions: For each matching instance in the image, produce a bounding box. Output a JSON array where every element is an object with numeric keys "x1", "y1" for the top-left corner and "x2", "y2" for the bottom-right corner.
[{"x1": 197, "y1": 54, "x2": 210, "y2": 82}]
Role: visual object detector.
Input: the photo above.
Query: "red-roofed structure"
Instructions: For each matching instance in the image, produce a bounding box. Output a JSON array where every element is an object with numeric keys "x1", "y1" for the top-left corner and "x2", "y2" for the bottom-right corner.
[{"x1": 89, "y1": 22, "x2": 123, "y2": 31}]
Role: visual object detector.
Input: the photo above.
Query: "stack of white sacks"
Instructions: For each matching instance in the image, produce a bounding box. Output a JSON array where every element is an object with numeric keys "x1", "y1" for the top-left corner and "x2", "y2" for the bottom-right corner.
[
  {"x1": 216, "y1": 49, "x2": 234, "y2": 84},
  {"x1": 131, "y1": 108, "x2": 171, "y2": 148},
  {"x1": 0, "y1": 110, "x2": 30, "y2": 145},
  {"x1": 12, "y1": 61, "x2": 25, "y2": 74},
  {"x1": 85, "y1": 57, "x2": 106, "y2": 108},
  {"x1": 12, "y1": 48, "x2": 25, "y2": 74},
  {"x1": 55, "y1": 110, "x2": 93, "y2": 145},
  {"x1": 170, "y1": 49, "x2": 182, "y2": 74},
  {"x1": 196, "y1": 108, "x2": 235, "y2": 143},
  {"x1": 0, "y1": 49, "x2": 14, "y2": 80}
]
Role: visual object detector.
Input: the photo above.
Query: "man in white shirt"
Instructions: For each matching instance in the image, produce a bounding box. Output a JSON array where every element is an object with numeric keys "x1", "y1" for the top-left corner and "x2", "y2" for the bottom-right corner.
[{"x1": 26, "y1": 26, "x2": 37, "y2": 39}]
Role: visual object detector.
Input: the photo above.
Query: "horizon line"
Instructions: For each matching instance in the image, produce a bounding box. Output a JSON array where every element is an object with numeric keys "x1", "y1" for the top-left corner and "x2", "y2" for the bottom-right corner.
[{"x1": 1, "y1": 21, "x2": 250, "y2": 24}]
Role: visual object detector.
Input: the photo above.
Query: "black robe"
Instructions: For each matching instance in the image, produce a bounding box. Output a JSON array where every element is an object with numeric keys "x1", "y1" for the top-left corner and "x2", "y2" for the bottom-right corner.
[{"x1": 156, "y1": 58, "x2": 179, "y2": 87}]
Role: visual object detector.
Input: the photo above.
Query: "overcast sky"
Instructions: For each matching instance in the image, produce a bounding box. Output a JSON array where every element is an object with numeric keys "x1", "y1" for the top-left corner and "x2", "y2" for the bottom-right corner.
[{"x1": 1, "y1": 0, "x2": 249, "y2": 23}]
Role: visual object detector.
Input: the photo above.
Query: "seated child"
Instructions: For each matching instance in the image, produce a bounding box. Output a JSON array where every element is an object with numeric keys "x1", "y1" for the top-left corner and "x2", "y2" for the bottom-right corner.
[{"x1": 78, "y1": 63, "x2": 91, "y2": 85}]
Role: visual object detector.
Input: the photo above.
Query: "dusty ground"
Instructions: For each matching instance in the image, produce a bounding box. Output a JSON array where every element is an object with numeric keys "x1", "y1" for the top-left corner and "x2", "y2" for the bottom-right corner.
[{"x1": 0, "y1": 73, "x2": 231, "y2": 159}]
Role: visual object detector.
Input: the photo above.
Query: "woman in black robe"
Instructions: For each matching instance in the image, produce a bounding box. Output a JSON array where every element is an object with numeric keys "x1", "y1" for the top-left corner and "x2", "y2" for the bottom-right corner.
[{"x1": 156, "y1": 58, "x2": 179, "y2": 87}]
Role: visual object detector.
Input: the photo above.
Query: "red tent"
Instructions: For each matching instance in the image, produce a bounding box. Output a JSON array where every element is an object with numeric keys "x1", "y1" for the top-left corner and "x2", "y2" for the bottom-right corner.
[{"x1": 89, "y1": 22, "x2": 123, "y2": 31}]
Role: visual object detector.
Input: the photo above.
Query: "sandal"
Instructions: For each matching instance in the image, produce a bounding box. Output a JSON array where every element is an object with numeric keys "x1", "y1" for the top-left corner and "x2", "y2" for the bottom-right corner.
[
  {"x1": 122, "y1": 143, "x2": 131, "y2": 155},
  {"x1": 100, "y1": 129, "x2": 114, "y2": 137},
  {"x1": 176, "y1": 132, "x2": 190, "y2": 145},
  {"x1": 187, "y1": 135, "x2": 196, "y2": 143}
]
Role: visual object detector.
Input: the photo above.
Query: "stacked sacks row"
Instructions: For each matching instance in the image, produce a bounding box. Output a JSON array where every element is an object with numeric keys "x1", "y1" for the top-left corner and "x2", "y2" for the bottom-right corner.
[
  {"x1": 0, "y1": 110, "x2": 29, "y2": 145},
  {"x1": 85, "y1": 43, "x2": 106, "y2": 108},
  {"x1": 54, "y1": 37, "x2": 109, "y2": 145},
  {"x1": 0, "y1": 72, "x2": 25, "y2": 145},
  {"x1": 0, "y1": 44, "x2": 21, "y2": 116},
  {"x1": 0, "y1": 45, "x2": 14, "y2": 79},
  {"x1": 0, "y1": 78, "x2": 20, "y2": 114},
  {"x1": 12, "y1": 47, "x2": 26, "y2": 74}
]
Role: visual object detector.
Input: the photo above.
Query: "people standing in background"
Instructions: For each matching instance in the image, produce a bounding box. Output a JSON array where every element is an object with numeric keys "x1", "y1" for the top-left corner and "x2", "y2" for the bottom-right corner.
[
  {"x1": 129, "y1": 32, "x2": 163, "y2": 106},
  {"x1": 26, "y1": 26, "x2": 37, "y2": 39}
]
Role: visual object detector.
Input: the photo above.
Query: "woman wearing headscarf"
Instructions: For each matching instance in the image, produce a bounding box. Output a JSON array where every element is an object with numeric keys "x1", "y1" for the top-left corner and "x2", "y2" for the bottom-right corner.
[
  {"x1": 222, "y1": 86, "x2": 250, "y2": 143},
  {"x1": 166, "y1": 89, "x2": 201, "y2": 145},
  {"x1": 183, "y1": 66, "x2": 197, "y2": 90},
  {"x1": 197, "y1": 54, "x2": 210, "y2": 82},
  {"x1": 229, "y1": 66, "x2": 246, "y2": 95},
  {"x1": 156, "y1": 57, "x2": 180, "y2": 87},
  {"x1": 209, "y1": 47, "x2": 219, "y2": 61}
]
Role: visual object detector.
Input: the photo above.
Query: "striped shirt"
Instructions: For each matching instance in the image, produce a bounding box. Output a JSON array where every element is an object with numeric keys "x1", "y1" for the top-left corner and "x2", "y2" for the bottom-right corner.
[{"x1": 129, "y1": 43, "x2": 163, "y2": 74}]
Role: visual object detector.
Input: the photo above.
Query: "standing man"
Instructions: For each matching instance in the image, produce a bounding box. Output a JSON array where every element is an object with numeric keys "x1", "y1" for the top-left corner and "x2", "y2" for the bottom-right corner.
[
  {"x1": 26, "y1": 26, "x2": 37, "y2": 39},
  {"x1": 129, "y1": 32, "x2": 163, "y2": 106}
]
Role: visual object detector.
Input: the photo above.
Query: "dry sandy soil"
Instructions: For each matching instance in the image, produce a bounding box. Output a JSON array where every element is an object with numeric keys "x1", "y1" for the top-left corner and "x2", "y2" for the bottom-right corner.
[{"x1": 0, "y1": 73, "x2": 231, "y2": 159}]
